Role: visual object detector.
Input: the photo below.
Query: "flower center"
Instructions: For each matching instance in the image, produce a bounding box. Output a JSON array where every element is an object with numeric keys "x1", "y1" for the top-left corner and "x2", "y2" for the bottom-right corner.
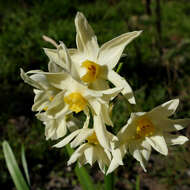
[
  {"x1": 87, "y1": 132, "x2": 99, "y2": 145},
  {"x1": 135, "y1": 117, "x2": 155, "y2": 139},
  {"x1": 64, "y1": 92, "x2": 87, "y2": 113},
  {"x1": 81, "y1": 60, "x2": 100, "y2": 83}
]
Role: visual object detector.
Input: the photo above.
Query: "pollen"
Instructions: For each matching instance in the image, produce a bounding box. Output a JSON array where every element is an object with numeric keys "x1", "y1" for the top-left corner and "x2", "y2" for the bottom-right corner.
[
  {"x1": 81, "y1": 60, "x2": 100, "y2": 83},
  {"x1": 87, "y1": 132, "x2": 99, "y2": 145},
  {"x1": 49, "y1": 96, "x2": 54, "y2": 101},
  {"x1": 43, "y1": 106, "x2": 48, "y2": 111},
  {"x1": 135, "y1": 117, "x2": 155, "y2": 139},
  {"x1": 64, "y1": 92, "x2": 87, "y2": 113}
]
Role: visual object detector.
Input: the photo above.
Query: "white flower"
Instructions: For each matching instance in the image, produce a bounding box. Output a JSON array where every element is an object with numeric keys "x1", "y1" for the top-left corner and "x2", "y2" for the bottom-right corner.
[
  {"x1": 20, "y1": 69, "x2": 60, "y2": 112},
  {"x1": 29, "y1": 69, "x2": 121, "y2": 149},
  {"x1": 44, "y1": 12, "x2": 142, "y2": 104},
  {"x1": 54, "y1": 127, "x2": 117, "y2": 173},
  {"x1": 36, "y1": 112, "x2": 80, "y2": 140},
  {"x1": 107, "y1": 99, "x2": 190, "y2": 174}
]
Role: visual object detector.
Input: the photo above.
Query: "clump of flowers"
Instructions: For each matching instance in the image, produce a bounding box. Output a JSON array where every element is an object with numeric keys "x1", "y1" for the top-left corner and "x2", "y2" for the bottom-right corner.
[{"x1": 21, "y1": 12, "x2": 189, "y2": 174}]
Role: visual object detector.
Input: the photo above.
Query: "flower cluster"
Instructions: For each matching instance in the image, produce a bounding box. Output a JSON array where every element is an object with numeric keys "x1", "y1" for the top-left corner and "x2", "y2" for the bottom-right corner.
[{"x1": 21, "y1": 12, "x2": 189, "y2": 174}]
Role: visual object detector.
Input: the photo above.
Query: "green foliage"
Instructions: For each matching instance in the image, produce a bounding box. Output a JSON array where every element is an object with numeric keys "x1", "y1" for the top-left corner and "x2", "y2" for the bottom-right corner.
[{"x1": 2, "y1": 141, "x2": 30, "y2": 190}]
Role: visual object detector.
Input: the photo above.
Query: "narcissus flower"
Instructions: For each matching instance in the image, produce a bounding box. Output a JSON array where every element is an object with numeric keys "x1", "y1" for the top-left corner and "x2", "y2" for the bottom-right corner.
[
  {"x1": 107, "y1": 99, "x2": 189, "y2": 174},
  {"x1": 36, "y1": 112, "x2": 80, "y2": 140},
  {"x1": 54, "y1": 127, "x2": 117, "y2": 173},
  {"x1": 22, "y1": 64, "x2": 121, "y2": 145},
  {"x1": 20, "y1": 69, "x2": 60, "y2": 112},
  {"x1": 44, "y1": 12, "x2": 142, "y2": 104}
]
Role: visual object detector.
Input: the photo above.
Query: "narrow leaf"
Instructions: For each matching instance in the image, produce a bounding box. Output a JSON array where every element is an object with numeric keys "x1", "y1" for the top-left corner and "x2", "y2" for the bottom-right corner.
[
  {"x1": 66, "y1": 145, "x2": 96, "y2": 190},
  {"x1": 104, "y1": 167, "x2": 114, "y2": 190},
  {"x1": 21, "y1": 144, "x2": 31, "y2": 186},
  {"x1": 2, "y1": 141, "x2": 30, "y2": 190},
  {"x1": 135, "y1": 175, "x2": 140, "y2": 190}
]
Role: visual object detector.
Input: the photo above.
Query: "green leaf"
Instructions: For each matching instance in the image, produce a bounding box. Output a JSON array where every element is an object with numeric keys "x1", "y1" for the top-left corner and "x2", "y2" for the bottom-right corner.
[
  {"x1": 2, "y1": 141, "x2": 30, "y2": 190},
  {"x1": 104, "y1": 171, "x2": 114, "y2": 190},
  {"x1": 21, "y1": 144, "x2": 30, "y2": 186},
  {"x1": 66, "y1": 145, "x2": 96, "y2": 190},
  {"x1": 135, "y1": 175, "x2": 140, "y2": 190}
]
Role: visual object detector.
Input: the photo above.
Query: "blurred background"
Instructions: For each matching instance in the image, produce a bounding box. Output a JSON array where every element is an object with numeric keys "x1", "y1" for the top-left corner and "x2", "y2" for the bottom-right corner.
[{"x1": 0, "y1": 0, "x2": 190, "y2": 189}]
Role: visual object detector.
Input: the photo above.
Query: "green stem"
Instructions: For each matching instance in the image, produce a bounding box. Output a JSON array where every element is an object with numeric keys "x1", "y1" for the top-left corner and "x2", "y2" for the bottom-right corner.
[{"x1": 104, "y1": 172, "x2": 114, "y2": 190}]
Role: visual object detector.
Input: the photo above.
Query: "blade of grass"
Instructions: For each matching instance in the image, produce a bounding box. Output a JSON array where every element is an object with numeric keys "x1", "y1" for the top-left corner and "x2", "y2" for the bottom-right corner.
[
  {"x1": 66, "y1": 145, "x2": 96, "y2": 190},
  {"x1": 21, "y1": 144, "x2": 30, "y2": 186},
  {"x1": 135, "y1": 175, "x2": 140, "y2": 190},
  {"x1": 2, "y1": 141, "x2": 30, "y2": 190},
  {"x1": 104, "y1": 171, "x2": 114, "y2": 190}
]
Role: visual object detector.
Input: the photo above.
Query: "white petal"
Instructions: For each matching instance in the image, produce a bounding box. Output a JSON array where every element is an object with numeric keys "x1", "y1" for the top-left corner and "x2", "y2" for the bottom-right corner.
[
  {"x1": 70, "y1": 128, "x2": 94, "y2": 148},
  {"x1": 154, "y1": 118, "x2": 190, "y2": 132},
  {"x1": 83, "y1": 108, "x2": 90, "y2": 128},
  {"x1": 53, "y1": 129, "x2": 81, "y2": 148},
  {"x1": 67, "y1": 144, "x2": 88, "y2": 165},
  {"x1": 20, "y1": 69, "x2": 43, "y2": 89},
  {"x1": 75, "y1": 12, "x2": 99, "y2": 61},
  {"x1": 146, "y1": 135, "x2": 168, "y2": 155},
  {"x1": 95, "y1": 146, "x2": 111, "y2": 172},
  {"x1": 44, "y1": 48, "x2": 65, "y2": 68},
  {"x1": 107, "y1": 70, "x2": 135, "y2": 104},
  {"x1": 89, "y1": 78, "x2": 109, "y2": 91},
  {"x1": 48, "y1": 61, "x2": 63, "y2": 73},
  {"x1": 84, "y1": 146, "x2": 95, "y2": 165},
  {"x1": 46, "y1": 91, "x2": 69, "y2": 118},
  {"x1": 30, "y1": 73, "x2": 50, "y2": 89},
  {"x1": 149, "y1": 99, "x2": 179, "y2": 118},
  {"x1": 94, "y1": 115, "x2": 110, "y2": 150},
  {"x1": 32, "y1": 90, "x2": 50, "y2": 111},
  {"x1": 101, "y1": 86, "x2": 123, "y2": 102},
  {"x1": 58, "y1": 42, "x2": 80, "y2": 80},
  {"x1": 101, "y1": 103, "x2": 113, "y2": 126},
  {"x1": 57, "y1": 42, "x2": 71, "y2": 71},
  {"x1": 55, "y1": 117, "x2": 68, "y2": 139},
  {"x1": 98, "y1": 31, "x2": 142, "y2": 68},
  {"x1": 88, "y1": 99, "x2": 101, "y2": 115},
  {"x1": 129, "y1": 143, "x2": 148, "y2": 172},
  {"x1": 44, "y1": 72, "x2": 73, "y2": 90},
  {"x1": 165, "y1": 134, "x2": 189, "y2": 145},
  {"x1": 139, "y1": 141, "x2": 151, "y2": 162},
  {"x1": 106, "y1": 146, "x2": 126, "y2": 174}
]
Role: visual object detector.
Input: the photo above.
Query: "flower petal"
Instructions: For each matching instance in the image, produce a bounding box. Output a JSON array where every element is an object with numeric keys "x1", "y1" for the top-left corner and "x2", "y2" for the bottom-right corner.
[
  {"x1": 32, "y1": 89, "x2": 50, "y2": 111},
  {"x1": 107, "y1": 70, "x2": 135, "y2": 104},
  {"x1": 75, "y1": 12, "x2": 99, "y2": 61},
  {"x1": 94, "y1": 115, "x2": 110, "y2": 150},
  {"x1": 149, "y1": 99, "x2": 179, "y2": 118},
  {"x1": 98, "y1": 31, "x2": 142, "y2": 68},
  {"x1": 154, "y1": 118, "x2": 190, "y2": 132},
  {"x1": 129, "y1": 142, "x2": 150, "y2": 172},
  {"x1": 53, "y1": 129, "x2": 81, "y2": 148},
  {"x1": 67, "y1": 144, "x2": 88, "y2": 165},
  {"x1": 20, "y1": 69, "x2": 44, "y2": 89},
  {"x1": 146, "y1": 134, "x2": 168, "y2": 156},
  {"x1": 84, "y1": 146, "x2": 95, "y2": 166},
  {"x1": 165, "y1": 134, "x2": 189, "y2": 145},
  {"x1": 70, "y1": 128, "x2": 94, "y2": 148},
  {"x1": 106, "y1": 146, "x2": 126, "y2": 174}
]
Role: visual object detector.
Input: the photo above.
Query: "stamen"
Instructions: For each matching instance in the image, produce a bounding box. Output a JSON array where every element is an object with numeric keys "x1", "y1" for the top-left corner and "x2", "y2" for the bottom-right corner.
[
  {"x1": 43, "y1": 106, "x2": 48, "y2": 111},
  {"x1": 81, "y1": 60, "x2": 100, "y2": 83},
  {"x1": 49, "y1": 96, "x2": 54, "y2": 101},
  {"x1": 64, "y1": 92, "x2": 87, "y2": 113},
  {"x1": 135, "y1": 117, "x2": 155, "y2": 139},
  {"x1": 87, "y1": 132, "x2": 99, "y2": 145}
]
